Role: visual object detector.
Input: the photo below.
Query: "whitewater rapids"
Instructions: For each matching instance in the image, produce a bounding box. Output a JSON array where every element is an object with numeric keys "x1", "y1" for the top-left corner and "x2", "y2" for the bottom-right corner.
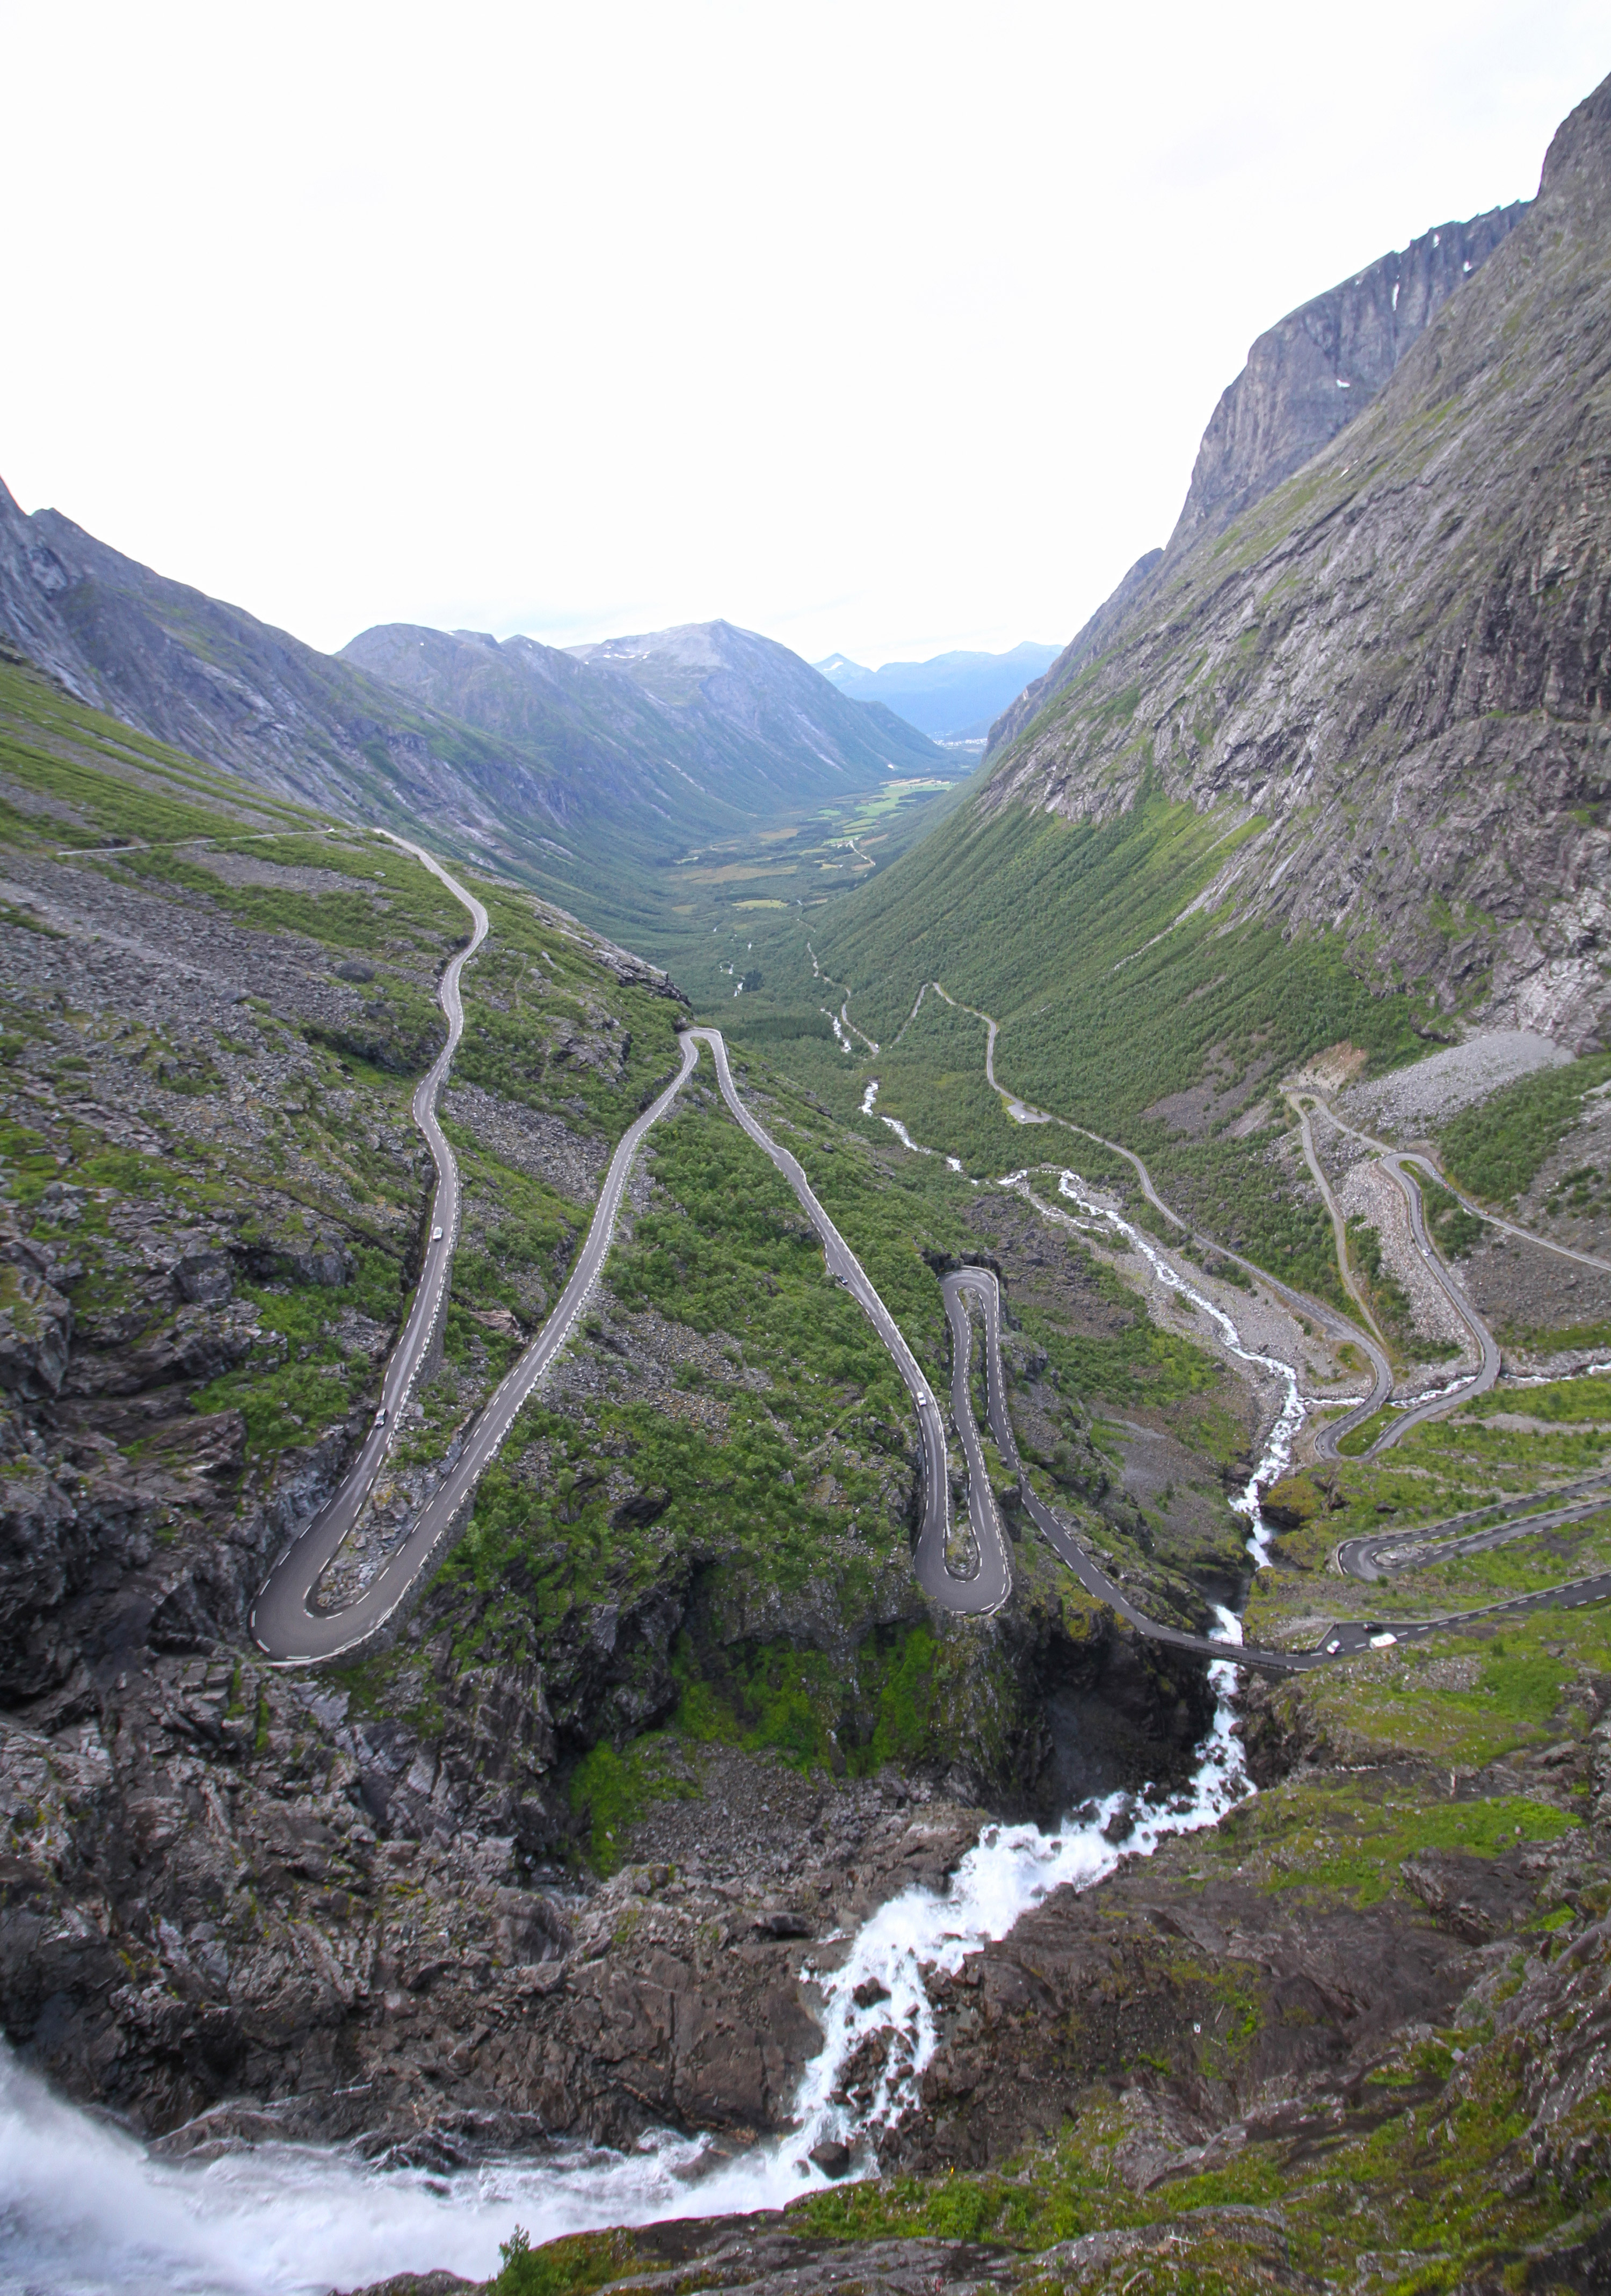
[
  {"x1": 1, "y1": 1157, "x2": 1301, "y2": 2296},
  {"x1": 0, "y1": 1628, "x2": 1251, "y2": 2296}
]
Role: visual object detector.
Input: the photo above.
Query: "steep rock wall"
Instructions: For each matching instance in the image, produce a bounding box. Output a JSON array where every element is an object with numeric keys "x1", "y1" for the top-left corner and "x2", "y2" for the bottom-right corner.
[
  {"x1": 983, "y1": 76, "x2": 1611, "y2": 1047},
  {"x1": 990, "y1": 199, "x2": 1527, "y2": 758}
]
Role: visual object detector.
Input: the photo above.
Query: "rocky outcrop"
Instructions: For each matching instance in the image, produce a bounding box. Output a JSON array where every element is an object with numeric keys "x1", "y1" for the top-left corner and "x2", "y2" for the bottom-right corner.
[
  {"x1": 0, "y1": 1640, "x2": 985, "y2": 2149},
  {"x1": 981, "y1": 74, "x2": 1611, "y2": 1047},
  {"x1": 0, "y1": 1225, "x2": 73, "y2": 1397},
  {"x1": 987, "y1": 203, "x2": 1526, "y2": 761},
  {"x1": 1169, "y1": 201, "x2": 1528, "y2": 552},
  {"x1": 892, "y1": 1864, "x2": 1474, "y2": 2177}
]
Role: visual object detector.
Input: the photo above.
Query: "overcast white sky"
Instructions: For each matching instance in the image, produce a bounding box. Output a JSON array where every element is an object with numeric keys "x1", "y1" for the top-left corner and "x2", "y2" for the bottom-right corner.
[{"x1": 2, "y1": 3, "x2": 1605, "y2": 670}]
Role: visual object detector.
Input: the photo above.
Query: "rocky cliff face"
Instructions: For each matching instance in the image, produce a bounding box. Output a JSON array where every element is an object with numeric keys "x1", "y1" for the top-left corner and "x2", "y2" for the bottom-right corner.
[
  {"x1": 983, "y1": 75, "x2": 1611, "y2": 1048},
  {"x1": 358, "y1": 1767, "x2": 1611, "y2": 2295},
  {"x1": 1170, "y1": 200, "x2": 1529, "y2": 552},
  {"x1": 988, "y1": 552, "x2": 1162, "y2": 754},
  {"x1": 989, "y1": 199, "x2": 1527, "y2": 757}
]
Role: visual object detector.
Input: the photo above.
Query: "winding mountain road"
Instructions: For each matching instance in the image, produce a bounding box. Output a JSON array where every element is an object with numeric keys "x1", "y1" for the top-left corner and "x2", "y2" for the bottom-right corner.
[
  {"x1": 1327, "y1": 1469, "x2": 1611, "y2": 1633},
  {"x1": 252, "y1": 1027, "x2": 700, "y2": 1662},
  {"x1": 252, "y1": 886, "x2": 1609, "y2": 1672},
  {"x1": 1290, "y1": 1095, "x2": 1504, "y2": 1447},
  {"x1": 912, "y1": 981, "x2": 1572, "y2": 1462},
  {"x1": 1336, "y1": 1466, "x2": 1611, "y2": 1581},
  {"x1": 251, "y1": 839, "x2": 489, "y2": 1660},
  {"x1": 690, "y1": 1030, "x2": 1007, "y2": 1617},
  {"x1": 1375, "y1": 1147, "x2": 1501, "y2": 1423},
  {"x1": 939, "y1": 1270, "x2": 1014, "y2": 1611},
  {"x1": 1317, "y1": 1098, "x2": 1611, "y2": 1280},
  {"x1": 944, "y1": 1266, "x2": 1611, "y2": 1675},
  {"x1": 918, "y1": 985, "x2": 1398, "y2": 1455},
  {"x1": 254, "y1": 978, "x2": 1012, "y2": 1661}
]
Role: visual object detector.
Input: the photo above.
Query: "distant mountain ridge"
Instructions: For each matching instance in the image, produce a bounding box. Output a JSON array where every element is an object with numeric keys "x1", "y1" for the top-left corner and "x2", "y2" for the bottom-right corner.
[
  {"x1": 560, "y1": 618, "x2": 939, "y2": 781},
  {"x1": 342, "y1": 617, "x2": 938, "y2": 823},
  {"x1": 817, "y1": 641, "x2": 1060, "y2": 740},
  {"x1": 989, "y1": 196, "x2": 1529, "y2": 756},
  {"x1": 0, "y1": 484, "x2": 568, "y2": 837},
  {"x1": 0, "y1": 484, "x2": 940, "y2": 935}
]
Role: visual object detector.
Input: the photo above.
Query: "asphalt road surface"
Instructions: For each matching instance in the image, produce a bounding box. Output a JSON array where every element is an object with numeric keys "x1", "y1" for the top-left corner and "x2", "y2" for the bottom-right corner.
[
  {"x1": 939, "y1": 1270, "x2": 1014, "y2": 1612},
  {"x1": 1336, "y1": 1465, "x2": 1611, "y2": 1581},
  {"x1": 948, "y1": 1266, "x2": 1611, "y2": 1675},
  {"x1": 690, "y1": 1029, "x2": 1006, "y2": 1617},
  {"x1": 1296, "y1": 1097, "x2": 1504, "y2": 1453},
  {"x1": 256, "y1": 1002, "x2": 1021, "y2": 1662},
  {"x1": 252, "y1": 938, "x2": 699, "y2": 1661},
  {"x1": 1372, "y1": 1148, "x2": 1501, "y2": 1434},
  {"x1": 943, "y1": 1267, "x2": 1305, "y2": 1675},
  {"x1": 923, "y1": 986, "x2": 1516, "y2": 1466},
  {"x1": 1316, "y1": 1097, "x2": 1611, "y2": 1281},
  {"x1": 251, "y1": 931, "x2": 1610, "y2": 1671},
  {"x1": 250, "y1": 839, "x2": 488, "y2": 1660}
]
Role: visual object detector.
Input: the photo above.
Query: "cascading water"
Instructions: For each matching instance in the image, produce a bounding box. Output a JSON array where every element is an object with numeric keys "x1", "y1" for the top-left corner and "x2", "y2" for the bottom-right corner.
[
  {"x1": 1032, "y1": 1167, "x2": 1305, "y2": 1568},
  {"x1": 0, "y1": 1159, "x2": 1302, "y2": 2296},
  {"x1": 778, "y1": 1604, "x2": 1250, "y2": 2172},
  {"x1": 0, "y1": 1658, "x2": 1251, "y2": 2296},
  {"x1": 0, "y1": 1636, "x2": 1258, "y2": 2296},
  {"x1": 0, "y1": 2056, "x2": 765, "y2": 2296}
]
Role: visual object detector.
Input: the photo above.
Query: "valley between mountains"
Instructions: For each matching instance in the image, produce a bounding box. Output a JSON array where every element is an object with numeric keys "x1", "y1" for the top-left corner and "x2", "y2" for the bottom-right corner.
[{"x1": 4, "y1": 66, "x2": 1611, "y2": 2296}]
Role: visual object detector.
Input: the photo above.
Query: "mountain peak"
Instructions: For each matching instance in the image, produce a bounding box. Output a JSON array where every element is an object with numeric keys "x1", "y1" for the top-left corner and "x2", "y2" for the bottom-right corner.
[
  {"x1": 990, "y1": 184, "x2": 1535, "y2": 760},
  {"x1": 975, "y1": 76, "x2": 1611, "y2": 1049}
]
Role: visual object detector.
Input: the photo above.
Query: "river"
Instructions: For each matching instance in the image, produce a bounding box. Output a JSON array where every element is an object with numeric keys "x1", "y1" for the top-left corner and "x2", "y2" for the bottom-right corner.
[{"x1": 1, "y1": 1156, "x2": 1302, "y2": 2296}]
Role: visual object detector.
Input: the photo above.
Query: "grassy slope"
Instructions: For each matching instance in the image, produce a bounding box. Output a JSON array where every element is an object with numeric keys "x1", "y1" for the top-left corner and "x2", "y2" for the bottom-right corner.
[
  {"x1": 0, "y1": 657, "x2": 1237, "y2": 1856},
  {"x1": 711, "y1": 787, "x2": 1430, "y2": 1306},
  {"x1": 1438, "y1": 1053, "x2": 1611, "y2": 1207}
]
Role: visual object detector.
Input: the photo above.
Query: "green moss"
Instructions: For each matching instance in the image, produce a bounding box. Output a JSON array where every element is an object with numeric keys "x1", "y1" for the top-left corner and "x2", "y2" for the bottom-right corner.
[
  {"x1": 1262, "y1": 1787, "x2": 1576, "y2": 1901},
  {"x1": 1017, "y1": 1295, "x2": 1220, "y2": 1410},
  {"x1": 494, "y1": 2227, "x2": 641, "y2": 2296},
  {"x1": 190, "y1": 1245, "x2": 404, "y2": 1458},
  {"x1": 567, "y1": 1735, "x2": 700, "y2": 1874},
  {"x1": 1463, "y1": 1371, "x2": 1611, "y2": 1425},
  {"x1": 669, "y1": 1623, "x2": 956, "y2": 1781}
]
